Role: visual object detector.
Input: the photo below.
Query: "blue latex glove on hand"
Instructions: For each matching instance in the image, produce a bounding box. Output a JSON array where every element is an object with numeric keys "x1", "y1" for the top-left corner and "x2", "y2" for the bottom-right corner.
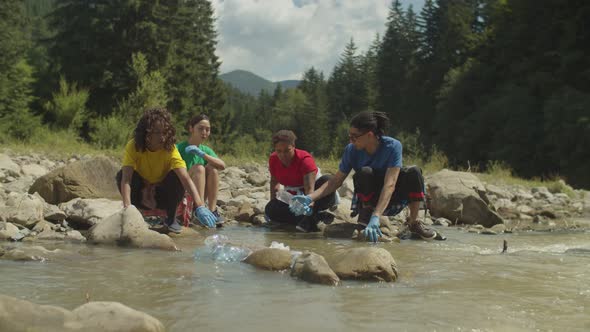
[
  {"x1": 185, "y1": 145, "x2": 206, "y2": 158},
  {"x1": 289, "y1": 195, "x2": 312, "y2": 216},
  {"x1": 363, "y1": 215, "x2": 383, "y2": 243},
  {"x1": 194, "y1": 206, "x2": 217, "y2": 228}
]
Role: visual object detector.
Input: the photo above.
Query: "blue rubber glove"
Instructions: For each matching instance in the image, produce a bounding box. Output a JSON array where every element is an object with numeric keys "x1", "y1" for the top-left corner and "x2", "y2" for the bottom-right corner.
[
  {"x1": 362, "y1": 215, "x2": 383, "y2": 243},
  {"x1": 185, "y1": 145, "x2": 206, "y2": 158},
  {"x1": 289, "y1": 195, "x2": 312, "y2": 216},
  {"x1": 194, "y1": 206, "x2": 217, "y2": 228}
]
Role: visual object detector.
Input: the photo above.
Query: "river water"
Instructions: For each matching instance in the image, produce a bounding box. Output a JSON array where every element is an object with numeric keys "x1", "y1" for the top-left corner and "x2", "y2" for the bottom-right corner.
[{"x1": 1, "y1": 225, "x2": 589, "y2": 331}]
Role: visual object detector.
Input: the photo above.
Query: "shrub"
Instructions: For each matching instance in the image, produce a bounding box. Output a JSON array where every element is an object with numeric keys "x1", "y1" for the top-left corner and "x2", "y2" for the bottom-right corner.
[
  {"x1": 90, "y1": 114, "x2": 132, "y2": 149},
  {"x1": 43, "y1": 76, "x2": 89, "y2": 130}
]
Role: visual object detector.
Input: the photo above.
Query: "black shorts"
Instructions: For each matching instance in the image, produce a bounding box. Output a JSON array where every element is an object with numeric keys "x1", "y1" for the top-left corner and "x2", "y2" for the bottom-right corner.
[{"x1": 352, "y1": 165, "x2": 425, "y2": 215}]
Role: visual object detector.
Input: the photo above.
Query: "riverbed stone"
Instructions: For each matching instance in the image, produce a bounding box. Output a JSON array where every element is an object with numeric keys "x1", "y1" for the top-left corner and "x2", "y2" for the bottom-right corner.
[
  {"x1": 28, "y1": 156, "x2": 120, "y2": 205},
  {"x1": 2, "y1": 192, "x2": 45, "y2": 227},
  {"x1": 323, "y1": 221, "x2": 360, "y2": 238},
  {"x1": 0, "y1": 154, "x2": 20, "y2": 177},
  {"x1": 0, "y1": 294, "x2": 165, "y2": 332},
  {"x1": 246, "y1": 173, "x2": 267, "y2": 186},
  {"x1": 0, "y1": 222, "x2": 20, "y2": 240},
  {"x1": 33, "y1": 220, "x2": 55, "y2": 233},
  {"x1": 21, "y1": 164, "x2": 48, "y2": 178},
  {"x1": 244, "y1": 247, "x2": 292, "y2": 271},
  {"x1": 0, "y1": 245, "x2": 62, "y2": 261},
  {"x1": 87, "y1": 206, "x2": 178, "y2": 251},
  {"x1": 328, "y1": 247, "x2": 398, "y2": 282},
  {"x1": 59, "y1": 198, "x2": 121, "y2": 228},
  {"x1": 291, "y1": 251, "x2": 340, "y2": 286},
  {"x1": 44, "y1": 204, "x2": 67, "y2": 222}
]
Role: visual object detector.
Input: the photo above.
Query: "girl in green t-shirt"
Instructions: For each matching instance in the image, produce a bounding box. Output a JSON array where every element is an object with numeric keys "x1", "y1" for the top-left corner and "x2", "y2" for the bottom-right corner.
[{"x1": 177, "y1": 114, "x2": 226, "y2": 224}]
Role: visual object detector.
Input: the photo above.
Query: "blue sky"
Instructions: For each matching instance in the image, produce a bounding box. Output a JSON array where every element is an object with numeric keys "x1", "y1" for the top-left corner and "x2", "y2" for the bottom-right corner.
[{"x1": 212, "y1": 0, "x2": 424, "y2": 81}]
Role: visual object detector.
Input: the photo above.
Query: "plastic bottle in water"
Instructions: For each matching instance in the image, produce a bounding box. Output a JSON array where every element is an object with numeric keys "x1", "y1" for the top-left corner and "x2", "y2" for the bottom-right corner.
[
  {"x1": 204, "y1": 234, "x2": 229, "y2": 248},
  {"x1": 211, "y1": 244, "x2": 252, "y2": 262},
  {"x1": 200, "y1": 234, "x2": 252, "y2": 262}
]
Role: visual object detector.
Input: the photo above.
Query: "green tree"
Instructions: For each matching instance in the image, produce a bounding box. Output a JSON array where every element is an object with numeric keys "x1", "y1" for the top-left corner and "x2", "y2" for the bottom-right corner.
[
  {"x1": 116, "y1": 52, "x2": 168, "y2": 123},
  {"x1": 296, "y1": 67, "x2": 330, "y2": 155},
  {"x1": 164, "y1": 0, "x2": 224, "y2": 120},
  {"x1": 327, "y1": 39, "x2": 368, "y2": 126},
  {"x1": 43, "y1": 76, "x2": 88, "y2": 130},
  {"x1": 0, "y1": 0, "x2": 40, "y2": 141}
]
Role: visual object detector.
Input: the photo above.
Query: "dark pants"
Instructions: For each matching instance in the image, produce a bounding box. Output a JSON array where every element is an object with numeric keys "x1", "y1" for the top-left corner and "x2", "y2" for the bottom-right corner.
[
  {"x1": 265, "y1": 175, "x2": 336, "y2": 224},
  {"x1": 116, "y1": 170, "x2": 185, "y2": 221},
  {"x1": 352, "y1": 166, "x2": 425, "y2": 215}
]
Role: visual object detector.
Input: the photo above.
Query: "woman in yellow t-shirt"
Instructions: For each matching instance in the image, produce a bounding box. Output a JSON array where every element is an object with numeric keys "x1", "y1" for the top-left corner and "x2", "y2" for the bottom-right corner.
[{"x1": 116, "y1": 108, "x2": 217, "y2": 233}]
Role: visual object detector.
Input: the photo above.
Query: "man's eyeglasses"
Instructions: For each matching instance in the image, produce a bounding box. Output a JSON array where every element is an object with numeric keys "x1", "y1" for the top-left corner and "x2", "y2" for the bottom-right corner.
[{"x1": 348, "y1": 131, "x2": 369, "y2": 141}]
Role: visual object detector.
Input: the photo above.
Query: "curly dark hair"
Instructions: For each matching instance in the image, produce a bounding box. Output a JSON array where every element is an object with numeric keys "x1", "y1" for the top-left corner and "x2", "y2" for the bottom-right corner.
[{"x1": 133, "y1": 108, "x2": 176, "y2": 152}]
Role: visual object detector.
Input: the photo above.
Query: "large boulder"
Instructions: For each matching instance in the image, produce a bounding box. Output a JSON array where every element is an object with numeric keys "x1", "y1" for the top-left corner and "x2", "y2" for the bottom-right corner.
[
  {"x1": 28, "y1": 156, "x2": 120, "y2": 205},
  {"x1": 291, "y1": 251, "x2": 340, "y2": 286},
  {"x1": 0, "y1": 294, "x2": 165, "y2": 332},
  {"x1": 244, "y1": 248, "x2": 292, "y2": 271},
  {"x1": 427, "y1": 169, "x2": 504, "y2": 227},
  {"x1": 328, "y1": 247, "x2": 398, "y2": 282},
  {"x1": 87, "y1": 206, "x2": 178, "y2": 251}
]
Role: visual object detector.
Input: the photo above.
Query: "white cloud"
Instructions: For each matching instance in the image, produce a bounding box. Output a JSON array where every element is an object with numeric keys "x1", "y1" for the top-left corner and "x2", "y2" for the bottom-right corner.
[{"x1": 212, "y1": 0, "x2": 424, "y2": 81}]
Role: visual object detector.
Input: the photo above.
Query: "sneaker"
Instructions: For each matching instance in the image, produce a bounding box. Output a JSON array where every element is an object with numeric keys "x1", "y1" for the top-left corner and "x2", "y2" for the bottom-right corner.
[
  {"x1": 213, "y1": 209, "x2": 225, "y2": 228},
  {"x1": 165, "y1": 218, "x2": 183, "y2": 234},
  {"x1": 407, "y1": 219, "x2": 437, "y2": 240},
  {"x1": 356, "y1": 207, "x2": 374, "y2": 227},
  {"x1": 296, "y1": 216, "x2": 319, "y2": 233}
]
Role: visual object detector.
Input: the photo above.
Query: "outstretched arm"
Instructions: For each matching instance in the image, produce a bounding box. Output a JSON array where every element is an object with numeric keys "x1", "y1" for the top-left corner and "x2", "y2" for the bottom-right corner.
[{"x1": 308, "y1": 170, "x2": 347, "y2": 202}]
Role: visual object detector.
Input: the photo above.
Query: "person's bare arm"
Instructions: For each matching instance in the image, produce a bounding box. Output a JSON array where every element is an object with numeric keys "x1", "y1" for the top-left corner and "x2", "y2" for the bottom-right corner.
[
  {"x1": 270, "y1": 176, "x2": 280, "y2": 200},
  {"x1": 203, "y1": 154, "x2": 225, "y2": 170},
  {"x1": 302, "y1": 171, "x2": 316, "y2": 195},
  {"x1": 120, "y1": 166, "x2": 134, "y2": 208},
  {"x1": 373, "y1": 167, "x2": 400, "y2": 217},
  {"x1": 308, "y1": 170, "x2": 347, "y2": 202},
  {"x1": 173, "y1": 167, "x2": 205, "y2": 207}
]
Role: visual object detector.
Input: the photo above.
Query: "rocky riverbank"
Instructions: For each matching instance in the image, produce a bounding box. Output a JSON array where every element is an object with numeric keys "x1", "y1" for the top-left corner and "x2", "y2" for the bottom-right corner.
[
  {"x1": 1, "y1": 151, "x2": 588, "y2": 248},
  {"x1": 1, "y1": 151, "x2": 589, "y2": 330}
]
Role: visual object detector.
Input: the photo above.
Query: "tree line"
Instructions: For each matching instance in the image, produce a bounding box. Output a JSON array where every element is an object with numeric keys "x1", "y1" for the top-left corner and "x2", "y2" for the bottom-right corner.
[{"x1": 1, "y1": 0, "x2": 589, "y2": 188}]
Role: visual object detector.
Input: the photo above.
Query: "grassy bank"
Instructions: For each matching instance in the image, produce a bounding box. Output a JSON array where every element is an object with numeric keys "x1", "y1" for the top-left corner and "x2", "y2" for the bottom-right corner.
[{"x1": 0, "y1": 131, "x2": 579, "y2": 197}]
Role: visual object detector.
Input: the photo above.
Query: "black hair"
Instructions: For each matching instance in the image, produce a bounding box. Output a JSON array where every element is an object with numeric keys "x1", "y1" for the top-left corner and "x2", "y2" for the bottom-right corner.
[
  {"x1": 185, "y1": 114, "x2": 210, "y2": 131},
  {"x1": 350, "y1": 111, "x2": 390, "y2": 137}
]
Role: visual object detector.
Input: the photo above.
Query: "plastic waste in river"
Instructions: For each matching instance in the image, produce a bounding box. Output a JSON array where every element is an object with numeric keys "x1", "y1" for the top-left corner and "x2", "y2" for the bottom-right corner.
[{"x1": 195, "y1": 234, "x2": 252, "y2": 262}]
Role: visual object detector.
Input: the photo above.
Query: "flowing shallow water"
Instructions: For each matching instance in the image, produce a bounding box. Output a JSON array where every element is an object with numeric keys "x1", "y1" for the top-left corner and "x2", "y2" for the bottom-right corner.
[{"x1": 1, "y1": 225, "x2": 589, "y2": 332}]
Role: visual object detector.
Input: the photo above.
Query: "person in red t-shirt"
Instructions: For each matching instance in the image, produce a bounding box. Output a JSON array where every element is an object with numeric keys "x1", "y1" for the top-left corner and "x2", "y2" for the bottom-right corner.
[{"x1": 265, "y1": 130, "x2": 336, "y2": 232}]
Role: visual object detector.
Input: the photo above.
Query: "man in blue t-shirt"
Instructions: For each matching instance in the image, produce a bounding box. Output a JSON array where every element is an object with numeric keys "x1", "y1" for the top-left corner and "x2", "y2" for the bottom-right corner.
[{"x1": 290, "y1": 111, "x2": 439, "y2": 242}]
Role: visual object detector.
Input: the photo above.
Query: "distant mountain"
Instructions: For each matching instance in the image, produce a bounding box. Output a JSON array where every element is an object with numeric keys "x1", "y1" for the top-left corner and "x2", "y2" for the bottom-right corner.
[{"x1": 219, "y1": 70, "x2": 301, "y2": 96}]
